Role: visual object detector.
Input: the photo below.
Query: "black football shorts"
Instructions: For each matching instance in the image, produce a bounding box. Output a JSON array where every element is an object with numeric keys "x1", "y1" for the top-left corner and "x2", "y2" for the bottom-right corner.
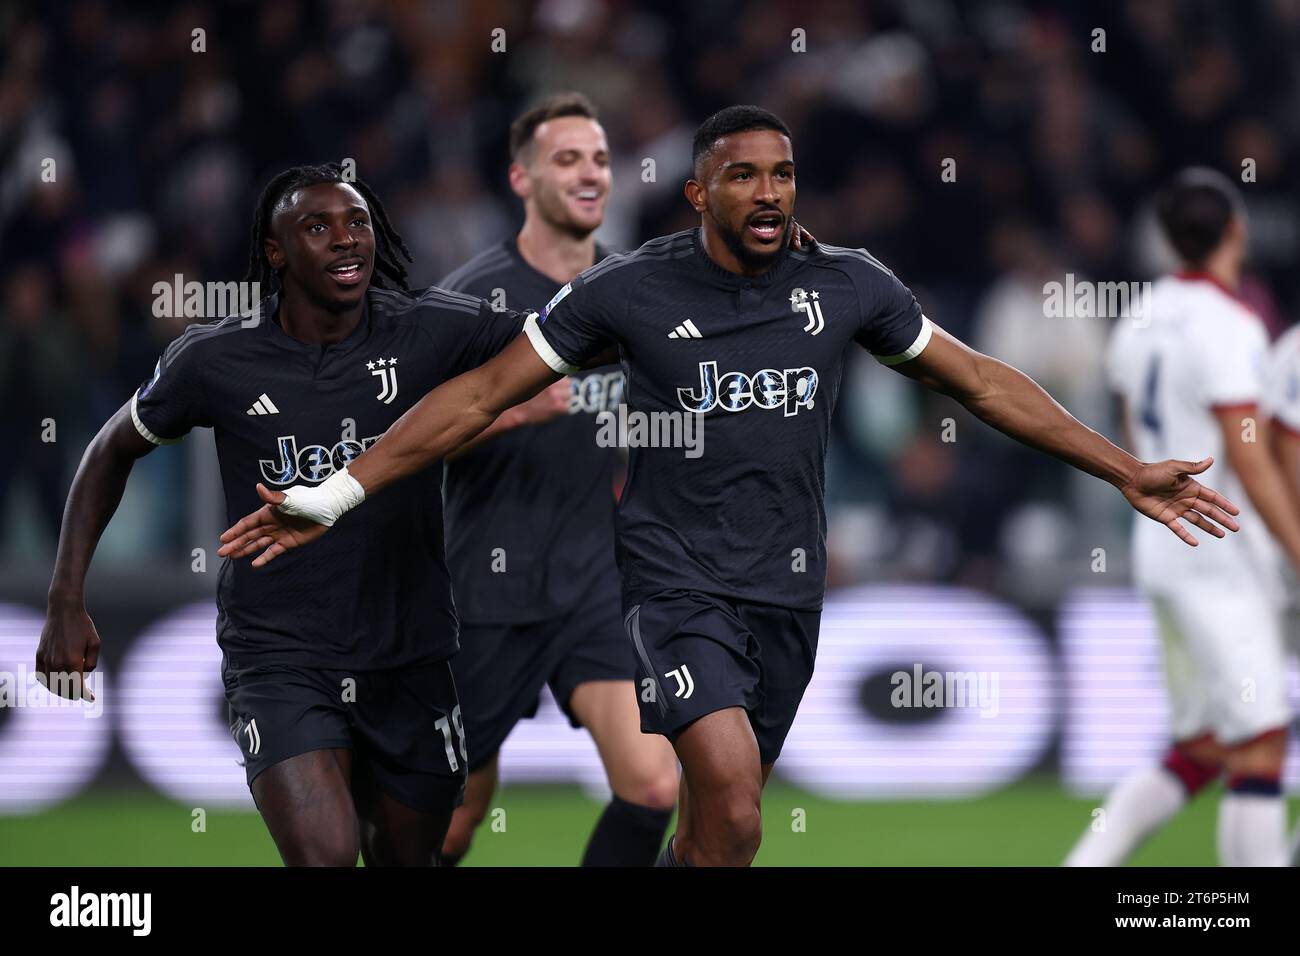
[
  {"x1": 623, "y1": 589, "x2": 821, "y2": 764},
  {"x1": 454, "y1": 576, "x2": 634, "y2": 772},
  {"x1": 222, "y1": 653, "x2": 466, "y2": 814}
]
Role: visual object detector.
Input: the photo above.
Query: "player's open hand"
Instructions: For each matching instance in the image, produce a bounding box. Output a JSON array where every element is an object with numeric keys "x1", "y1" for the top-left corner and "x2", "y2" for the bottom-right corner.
[
  {"x1": 1119, "y1": 456, "x2": 1240, "y2": 546},
  {"x1": 217, "y1": 483, "x2": 332, "y2": 567},
  {"x1": 35, "y1": 602, "x2": 100, "y2": 702},
  {"x1": 789, "y1": 220, "x2": 816, "y2": 250}
]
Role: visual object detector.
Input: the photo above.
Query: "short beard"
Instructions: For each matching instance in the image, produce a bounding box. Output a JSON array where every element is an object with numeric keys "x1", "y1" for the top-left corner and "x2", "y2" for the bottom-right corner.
[
  {"x1": 536, "y1": 186, "x2": 598, "y2": 241},
  {"x1": 715, "y1": 213, "x2": 791, "y2": 274}
]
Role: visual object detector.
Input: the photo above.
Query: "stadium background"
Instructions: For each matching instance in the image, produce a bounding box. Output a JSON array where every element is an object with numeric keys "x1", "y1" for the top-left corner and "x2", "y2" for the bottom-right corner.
[{"x1": 2, "y1": 0, "x2": 1299, "y2": 864}]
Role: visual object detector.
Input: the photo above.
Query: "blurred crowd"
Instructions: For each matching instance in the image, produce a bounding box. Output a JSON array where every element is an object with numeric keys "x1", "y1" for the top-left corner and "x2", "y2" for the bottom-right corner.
[{"x1": 3, "y1": 0, "x2": 1300, "y2": 592}]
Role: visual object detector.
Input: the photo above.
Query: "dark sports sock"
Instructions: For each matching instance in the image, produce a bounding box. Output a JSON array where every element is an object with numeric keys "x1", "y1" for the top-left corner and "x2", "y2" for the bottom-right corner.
[
  {"x1": 653, "y1": 833, "x2": 689, "y2": 867},
  {"x1": 581, "y1": 795, "x2": 673, "y2": 866},
  {"x1": 1226, "y1": 774, "x2": 1282, "y2": 796},
  {"x1": 440, "y1": 852, "x2": 462, "y2": 867}
]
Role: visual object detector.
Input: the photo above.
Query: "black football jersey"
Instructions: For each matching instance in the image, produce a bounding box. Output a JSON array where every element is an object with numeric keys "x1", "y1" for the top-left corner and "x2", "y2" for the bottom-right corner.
[
  {"x1": 526, "y1": 228, "x2": 930, "y2": 611},
  {"x1": 132, "y1": 287, "x2": 527, "y2": 669},
  {"x1": 439, "y1": 239, "x2": 621, "y2": 624}
]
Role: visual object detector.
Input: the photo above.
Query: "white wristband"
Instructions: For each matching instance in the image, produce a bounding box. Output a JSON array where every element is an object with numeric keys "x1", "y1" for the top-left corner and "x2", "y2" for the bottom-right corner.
[{"x1": 276, "y1": 466, "x2": 367, "y2": 528}]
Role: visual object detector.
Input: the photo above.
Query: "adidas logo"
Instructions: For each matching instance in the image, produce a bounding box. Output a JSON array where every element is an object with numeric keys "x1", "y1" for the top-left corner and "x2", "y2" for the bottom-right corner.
[
  {"x1": 246, "y1": 393, "x2": 279, "y2": 416},
  {"x1": 668, "y1": 320, "x2": 704, "y2": 339}
]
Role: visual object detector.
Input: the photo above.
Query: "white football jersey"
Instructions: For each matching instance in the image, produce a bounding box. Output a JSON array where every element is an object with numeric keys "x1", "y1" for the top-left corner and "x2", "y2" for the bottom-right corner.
[
  {"x1": 1105, "y1": 273, "x2": 1281, "y2": 599},
  {"x1": 1262, "y1": 323, "x2": 1300, "y2": 436}
]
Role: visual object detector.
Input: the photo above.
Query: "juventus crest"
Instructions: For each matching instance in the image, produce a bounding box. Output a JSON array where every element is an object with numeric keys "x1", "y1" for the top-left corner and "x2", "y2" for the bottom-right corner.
[
  {"x1": 789, "y1": 287, "x2": 825, "y2": 335},
  {"x1": 367, "y1": 357, "x2": 399, "y2": 404}
]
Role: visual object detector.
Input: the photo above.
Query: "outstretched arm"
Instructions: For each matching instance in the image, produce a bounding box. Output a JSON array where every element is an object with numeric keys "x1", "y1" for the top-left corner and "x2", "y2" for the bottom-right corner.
[
  {"x1": 361, "y1": 333, "x2": 563, "y2": 490},
  {"x1": 222, "y1": 223, "x2": 816, "y2": 565},
  {"x1": 444, "y1": 349, "x2": 621, "y2": 460},
  {"x1": 895, "y1": 322, "x2": 1240, "y2": 544},
  {"x1": 39, "y1": 401, "x2": 157, "y2": 699},
  {"x1": 445, "y1": 378, "x2": 573, "y2": 460},
  {"x1": 218, "y1": 333, "x2": 561, "y2": 565}
]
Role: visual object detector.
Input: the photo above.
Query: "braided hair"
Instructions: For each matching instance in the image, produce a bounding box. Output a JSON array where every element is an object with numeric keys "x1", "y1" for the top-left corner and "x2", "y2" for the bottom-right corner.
[{"x1": 244, "y1": 163, "x2": 413, "y2": 292}]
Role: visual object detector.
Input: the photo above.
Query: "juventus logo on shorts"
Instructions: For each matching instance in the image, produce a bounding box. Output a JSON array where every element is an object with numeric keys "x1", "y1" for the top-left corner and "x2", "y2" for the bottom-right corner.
[
  {"x1": 789, "y1": 287, "x2": 825, "y2": 335},
  {"x1": 243, "y1": 718, "x2": 261, "y2": 755},
  {"x1": 367, "y1": 357, "x2": 399, "y2": 404},
  {"x1": 665, "y1": 665, "x2": 695, "y2": 699}
]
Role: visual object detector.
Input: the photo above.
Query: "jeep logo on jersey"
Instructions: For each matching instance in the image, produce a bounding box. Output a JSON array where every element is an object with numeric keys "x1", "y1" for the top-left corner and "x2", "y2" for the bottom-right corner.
[
  {"x1": 259, "y1": 434, "x2": 383, "y2": 485},
  {"x1": 677, "y1": 361, "x2": 818, "y2": 417},
  {"x1": 571, "y1": 370, "x2": 625, "y2": 414},
  {"x1": 367, "y1": 357, "x2": 398, "y2": 404}
]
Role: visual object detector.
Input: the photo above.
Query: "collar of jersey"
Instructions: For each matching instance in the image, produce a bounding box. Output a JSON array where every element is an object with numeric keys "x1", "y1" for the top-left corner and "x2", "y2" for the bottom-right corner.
[
  {"x1": 1172, "y1": 269, "x2": 1244, "y2": 302},
  {"x1": 689, "y1": 226, "x2": 794, "y2": 290},
  {"x1": 505, "y1": 237, "x2": 612, "y2": 287},
  {"x1": 262, "y1": 291, "x2": 373, "y2": 352}
]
